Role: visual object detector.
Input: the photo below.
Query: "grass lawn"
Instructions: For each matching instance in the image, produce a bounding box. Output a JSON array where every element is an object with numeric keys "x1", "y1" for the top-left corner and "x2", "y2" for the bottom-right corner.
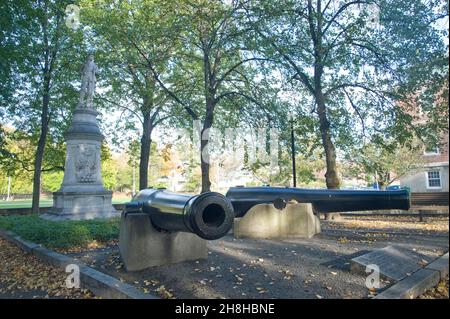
[
  {"x1": 0, "y1": 199, "x2": 53, "y2": 209},
  {"x1": 0, "y1": 195, "x2": 131, "y2": 209},
  {"x1": 0, "y1": 214, "x2": 120, "y2": 249}
]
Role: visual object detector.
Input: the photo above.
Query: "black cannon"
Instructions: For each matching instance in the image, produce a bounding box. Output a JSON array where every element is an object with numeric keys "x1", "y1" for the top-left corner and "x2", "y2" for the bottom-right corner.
[
  {"x1": 225, "y1": 186, "x2": 411, "y2": 217},
  {"x1": 124, "y1": 189, "x2": 235, "y2": 240}
]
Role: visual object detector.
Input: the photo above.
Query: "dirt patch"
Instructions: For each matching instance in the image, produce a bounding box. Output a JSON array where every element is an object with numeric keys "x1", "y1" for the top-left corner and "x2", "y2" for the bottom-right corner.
[{"x1": 328, "y1": 215, "x2": 449, "y2": 234}]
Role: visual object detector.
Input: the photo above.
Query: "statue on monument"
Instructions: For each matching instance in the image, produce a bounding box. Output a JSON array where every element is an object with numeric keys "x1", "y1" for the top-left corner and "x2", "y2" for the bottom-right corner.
[{"x1": 78, "y1": 54, "x2": 98, "y2": 109}]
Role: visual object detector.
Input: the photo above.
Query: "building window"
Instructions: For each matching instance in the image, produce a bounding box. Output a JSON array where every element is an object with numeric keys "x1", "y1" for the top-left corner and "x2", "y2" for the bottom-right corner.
[{"x1": 426, "y1": 171, "x2": 442, "y2": 189}]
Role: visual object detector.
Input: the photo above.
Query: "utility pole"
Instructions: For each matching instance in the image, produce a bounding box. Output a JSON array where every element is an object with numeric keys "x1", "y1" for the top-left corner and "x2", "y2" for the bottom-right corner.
[
  {"x1": 6, "y1": 176, "x2": 11, "y2": 201},
  {"x1": 132, "y1": 163, "x2": 136, "y2": 197},
  {"x1": 290, "y1": 115, "x2": 297, "y2": 187}
]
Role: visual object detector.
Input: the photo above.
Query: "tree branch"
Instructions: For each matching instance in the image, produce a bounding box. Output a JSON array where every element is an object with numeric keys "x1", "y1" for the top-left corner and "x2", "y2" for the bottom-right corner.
[
  {"x1": 343, "y1": 88, "x2": 366, "y2": 137},
  {"x1": 98, "y1": 96, "x2": 144, "y2": 124},
  {"x1": 216, "y1": 57, "x2": 270, "y2": 87},
  {"x1": 128, "y1": 38, "x2": 199, "y2": 120},
  {"x1": 322, "y1": 0, "x2": 371, "y2": 36}
]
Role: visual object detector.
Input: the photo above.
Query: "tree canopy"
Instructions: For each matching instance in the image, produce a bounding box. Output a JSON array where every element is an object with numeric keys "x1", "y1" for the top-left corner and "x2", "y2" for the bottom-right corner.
[{"x1": 0, "y1": 0, "x2": 448, "y2": 204}]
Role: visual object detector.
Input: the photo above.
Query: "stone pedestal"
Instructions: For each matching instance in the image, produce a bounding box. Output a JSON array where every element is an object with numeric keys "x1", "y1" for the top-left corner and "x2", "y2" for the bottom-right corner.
[
  {"x1": 233, "y1": 202, "x2": 321, "y2": 239},
  {"x1": 119, "y1": 212, "x2": 207, "y2": 271},
  {"x1": 41, "y1": 108, "x2": 117, "y2": 221}
]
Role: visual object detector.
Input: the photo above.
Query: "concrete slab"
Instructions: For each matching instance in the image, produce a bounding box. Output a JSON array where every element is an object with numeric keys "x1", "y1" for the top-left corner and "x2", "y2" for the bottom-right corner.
[
  {"x1": 426, "y1": 252, "x2": 449, "y2": 280},
  {"x1": 375, "y1": 252, "x2": 449, "y2": 299},
  {"x1": 350, "y1": 245, "x2": 433, "y2": 281},
  {"x1": 375, "y1": 268, "x2": 440, "y2": 299}
]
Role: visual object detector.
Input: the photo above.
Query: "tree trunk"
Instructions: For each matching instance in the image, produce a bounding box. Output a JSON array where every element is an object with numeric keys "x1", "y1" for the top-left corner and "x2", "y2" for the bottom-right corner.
[
  {"x1": 200, "y1": 48, "x2": 216, "y2": 194},
  {"x1": 31, "y1": 84, "x2": 50, "y2": 214},
  {"x1": 316, "y1": 96, "x2": 340, "y2": 189},
  {"x1": 139, "y1": 112, "x2": 153, "y2": 190},
  {"x1": 31, "y1": 12, "x2": 51, "y2": 214},
  {"x1": 312, "y1": 18, "x2": 340, "y2": 191},
  {"x1": 200, "y1": 110, "x2": 214, "y2": 193},
  {"x1": 316, "y1": 85, "x2": 340, "y2": 220},
  {"x1": 312, "y1": 1, "x2": 339, "y2": 220},
  {"x1": 316, "y1": 95, "x2": 341, "y2": 220}
]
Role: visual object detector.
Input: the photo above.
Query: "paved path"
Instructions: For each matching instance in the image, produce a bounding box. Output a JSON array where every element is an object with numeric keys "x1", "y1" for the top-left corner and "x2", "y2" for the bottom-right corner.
[{"x1": 69, "y1": 216, "x2": 449, "y2": 299}]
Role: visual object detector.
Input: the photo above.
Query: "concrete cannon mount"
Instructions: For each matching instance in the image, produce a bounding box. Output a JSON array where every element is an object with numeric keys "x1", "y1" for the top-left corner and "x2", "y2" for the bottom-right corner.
[
  {"x1": 233, "y1": 202, "x2": 321, "y2": 239},
  {"x1": 119, "y1": 212, "x2": 207, "y2": 271}
]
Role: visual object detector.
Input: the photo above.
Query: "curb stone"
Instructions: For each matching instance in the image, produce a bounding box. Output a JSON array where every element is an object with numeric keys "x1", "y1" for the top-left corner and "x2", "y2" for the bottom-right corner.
[
  {"x1": 426, "y1": 252, "x2": 449, "y2": 280},
  {"x1": 375, "y1": 252, "x2": 449, "y2": 299},
  {"x1": 0, "y1": 229, "x2": 158, "y2": 299}
]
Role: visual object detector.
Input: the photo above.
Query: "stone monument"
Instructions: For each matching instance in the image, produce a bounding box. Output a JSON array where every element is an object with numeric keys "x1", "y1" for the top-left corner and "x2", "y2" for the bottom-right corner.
[{"x1": 41, "y1": 54, "x2": 116, "y2": 221}]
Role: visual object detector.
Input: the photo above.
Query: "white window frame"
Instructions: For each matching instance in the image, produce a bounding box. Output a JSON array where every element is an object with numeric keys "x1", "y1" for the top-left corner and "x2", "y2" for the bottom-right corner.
[
  {"x1": 423, "y1": 145, "x2": 440, "y2": 156},
  {"x1": 425, "y1": 170, "x2": 442, "y2": 189}
]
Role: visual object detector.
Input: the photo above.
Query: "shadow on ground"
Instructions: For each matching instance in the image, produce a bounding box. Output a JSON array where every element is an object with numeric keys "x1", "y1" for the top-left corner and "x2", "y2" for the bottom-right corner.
[{"x1": 67, "y1": 217, "x2": 449, "y2": 299}]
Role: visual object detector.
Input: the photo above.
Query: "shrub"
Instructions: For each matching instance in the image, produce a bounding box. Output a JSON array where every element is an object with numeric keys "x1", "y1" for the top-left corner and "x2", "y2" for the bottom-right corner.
[{"x1": 0, "y1": 214, "x2": 120, "y2": 249}]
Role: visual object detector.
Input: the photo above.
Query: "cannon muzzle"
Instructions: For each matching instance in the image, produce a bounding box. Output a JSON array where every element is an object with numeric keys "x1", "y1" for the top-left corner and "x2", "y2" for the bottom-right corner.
[
  {"x1": 124, "y1": 189, "x2": 235, "y2": 240},
  {"x1": 226, "y1": 186, "x2": 411, "y2": 217}
]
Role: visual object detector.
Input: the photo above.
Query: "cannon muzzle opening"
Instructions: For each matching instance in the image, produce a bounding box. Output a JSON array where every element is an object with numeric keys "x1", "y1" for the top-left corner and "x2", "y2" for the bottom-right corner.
[
  {"x1": 124, "y1": 189, "x2": 234, "y2": 240},
  {"x1": 203, "y1": 204, "x2": 226, "y2": 227},
  {"x1": 185, "y1": 192, "x2": 234, "y2": 240}
]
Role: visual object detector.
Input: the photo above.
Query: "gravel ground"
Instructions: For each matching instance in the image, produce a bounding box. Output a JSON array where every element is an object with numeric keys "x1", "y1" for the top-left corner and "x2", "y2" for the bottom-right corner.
[
  {"x1": 67, "y1": 216, "x2": 449, "y2": 299},
  {"x1": 0, "y1": 238, "x2": 94, "y2": 299}
]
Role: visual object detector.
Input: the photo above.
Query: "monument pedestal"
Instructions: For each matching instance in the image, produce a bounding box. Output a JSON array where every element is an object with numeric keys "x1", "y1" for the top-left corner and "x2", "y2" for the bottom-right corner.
[
  {"x1": 41, "y1": 108, "x2": 117, "y2": 221},
  {"x1": 119, "y1": 212, "x2": 207, "y2": 271},
  {"x1": 42, "y1": 190, "x2": 115, "y2": 221},
  {"x1": 233, "y1": 202, "x2": 321, "y2": 239}
]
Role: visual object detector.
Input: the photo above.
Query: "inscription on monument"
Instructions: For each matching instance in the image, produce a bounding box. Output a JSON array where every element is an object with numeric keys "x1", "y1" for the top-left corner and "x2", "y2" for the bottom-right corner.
[{"x1": 75, "y1": 144, "x2": 98, "y2": 183}]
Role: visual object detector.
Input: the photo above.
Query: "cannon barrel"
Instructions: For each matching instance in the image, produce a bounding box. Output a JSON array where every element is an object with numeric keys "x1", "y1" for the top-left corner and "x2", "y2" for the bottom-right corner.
[
  {"x1": 226, "y1": 186, "x2": 410, "y2": 217},
  {"x1": 124, "y1": 189, "x2": 235, "y2": 240}
]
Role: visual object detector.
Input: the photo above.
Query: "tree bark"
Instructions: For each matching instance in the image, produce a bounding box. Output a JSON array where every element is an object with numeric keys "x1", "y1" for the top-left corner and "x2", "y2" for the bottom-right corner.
[
  {"x1": 31, "y1": 3, "x2": 51, "y2": 214},
  {"x1": 200, "y1": 47, "x2": 216, "y2": 193},
  {"x1": 316, "y1": 93, "x2": 340, "y2": 220},
  {"x1": 312, "y1": 0, "x2": 340, "y2": 191},
  {"x1": 31, "y1": 76, "x2": 50, "y2": 214},
  {"x1": 201, "y1": 108, "x2": 214, "y2": 193},
  {"x1": 313, "y1": 3, "x2": 340, "y2": 220},
  {"x1": 316, "y1": 94, "x2": 340, "y2": 189},
  {"x1": 139, "y1": 111, "x2": 153, "y2": 190}
]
